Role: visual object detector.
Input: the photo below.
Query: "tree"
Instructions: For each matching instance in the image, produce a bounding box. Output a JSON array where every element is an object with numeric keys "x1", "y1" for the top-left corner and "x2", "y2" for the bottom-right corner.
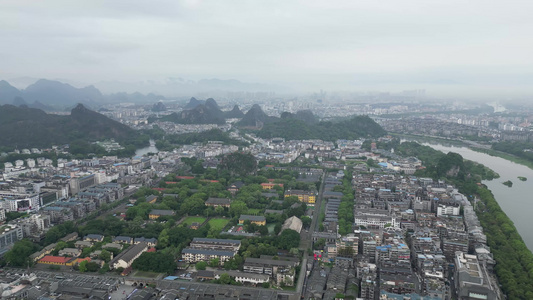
[
  {"x1": 99, "y1": 249, "x2": 112, "y2": 262},
  {"x1": 219, "y1": 152, "x2": 257, "y2": 177},
  {"x1": 259, "y1": 226, "x2": 269, "y2": 236},
  {"x1": 219, "y1": 273, "x2": 231, "y2": 284},
  {"x1": 314, "y1": 238, "x2": 326, "y2": 250},
  {"x1": 5, "y1": 239, "x2": 39, "y2": 267},
  {"x1": 210, "y1": 258, "x2": 220, "y2": 267},
  {"x1": 274, "y1": 223, "x2": 282, "y2": 235},
  {"x1": 86, "y1": 261, "x2": 100, "y2": 272},
  {"x1": 99, "y1": 263, "x2": 110, "y2": 274},
  {"x1": 301, "y1": 216, "x2": 312, "y2": 228},
  {"x1": 230, "y1": 201, "x2": 248, "y2": 217},
  {"x1": 277, "y1": 229, "x2": 300, "y2": 250},
  {"x1": 158, "y1": 228, "x2": 170, "y2": 248},
  {"x1": 196, "y1": 261, "x2": 207, "y2": 270},
  {"x1": 180, "y1": 196, "x2": 206, "y2": 216},
  {"x1": 132, "y1": 252, "x2": 177, "y2": 274},
  {"x1": 289, "y1": 248, "x2": 300, "y2": 256},
  {"x1": 55, "y1": 241, "x2": 68, "y2": 251},
  {"x1": 79, "y1": 260, "x2": 88, "y2": 272}
]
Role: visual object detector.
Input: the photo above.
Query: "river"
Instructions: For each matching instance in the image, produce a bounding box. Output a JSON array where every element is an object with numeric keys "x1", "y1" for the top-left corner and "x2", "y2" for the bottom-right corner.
[
  {"x1": 419, "y1": 141, "x2": 533, "y2": 251},
  {"x1": 135, "y1": 139, "x2": 159, "y2": 156}
]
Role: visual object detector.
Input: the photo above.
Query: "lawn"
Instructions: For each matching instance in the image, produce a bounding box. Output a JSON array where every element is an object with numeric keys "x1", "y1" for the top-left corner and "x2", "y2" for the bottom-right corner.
[
  {"x1": 267, "y1": 223, "x2": 276, "y2": 234},
  {"x1": 208, "y1": 218, "x2": 229, "y2": 231},
  {"x1": 183, "y1": 216, "x2": 206, "y2": 226},
  {"x1": 133, "y1": 270, "x2": 160, "y2": 278}
]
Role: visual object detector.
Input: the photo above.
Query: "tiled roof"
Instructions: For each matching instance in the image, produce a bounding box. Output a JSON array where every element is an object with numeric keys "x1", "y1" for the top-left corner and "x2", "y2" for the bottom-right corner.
[{"x1": 40, "y1": 255, "x2": 72, "y2": 264}]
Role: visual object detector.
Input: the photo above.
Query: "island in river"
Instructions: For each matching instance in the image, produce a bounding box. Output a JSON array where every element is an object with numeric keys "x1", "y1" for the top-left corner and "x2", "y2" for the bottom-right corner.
[{"x1": 503, "y1": 180, "x2": 513, "y2": 187}]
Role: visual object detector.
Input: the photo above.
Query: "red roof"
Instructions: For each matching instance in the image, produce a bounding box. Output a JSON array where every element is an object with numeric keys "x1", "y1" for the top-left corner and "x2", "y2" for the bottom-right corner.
[
  {"x1": 40, "y1": 255, "x2": 72, "y2": 264},
  {"x1": 177, "y1": 176, "x2": 195, "y2": 180},
  {"x1": 73, "y1": 257, "x2": 91, "y2": 264},
  {"x1": 147, "y1": 247, "x2": 156, "y2": 252},
  {"x1": 165, "y1": 181, "x2": 178, "y2": 184},
  {"x1": 121, "y1": 266, "x2": 133, "y2": 276}
]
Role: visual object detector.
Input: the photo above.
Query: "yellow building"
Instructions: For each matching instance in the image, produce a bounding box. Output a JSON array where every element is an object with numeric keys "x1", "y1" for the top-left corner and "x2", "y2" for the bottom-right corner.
[
  {"x1": 148, "y1": 209, "x2": 175, "y2": 220},
  {"x1": 239, "y1": 215, "x2": 266, "y2": 226},
  {"x1": 284, "y1": 190, "x2": 316, "y2": 204}
]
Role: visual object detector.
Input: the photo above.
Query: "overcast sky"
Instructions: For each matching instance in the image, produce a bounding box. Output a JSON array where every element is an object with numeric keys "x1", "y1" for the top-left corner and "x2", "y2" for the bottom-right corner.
[{"x1": 1, "y1": 0, "x2": 533, "y2": 96}]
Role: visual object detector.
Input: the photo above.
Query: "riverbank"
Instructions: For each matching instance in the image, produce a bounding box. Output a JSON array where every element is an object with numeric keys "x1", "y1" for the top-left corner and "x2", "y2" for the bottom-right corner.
[
  {"x1": 397, "y1": 141, "x2": 533, "y2": 299},
  {"x1": 474, "y1": 186, "x2": 533, "y2": 299},
  {"x1": 419, "y1": 142, "x2": 533, "y2": 251},
  {"x1": 470, "y1": 147, "x2": 533, "y2": 171},
  {"x1": 394, "y1": 133, "x2": 533, "y2": 171}
]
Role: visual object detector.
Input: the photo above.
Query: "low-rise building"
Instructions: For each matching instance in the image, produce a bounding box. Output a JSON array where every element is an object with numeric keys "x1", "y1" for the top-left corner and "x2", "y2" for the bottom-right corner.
[
  {"x1": 181, "y1": 249, "x2": 235, "y2": 265},
  {"x1": 181, "y1": 238, "x2": 241, "y2": 265},
  {"x1": 84, "y1": 234, "x2": 104, "y2": 243},
  {"x1": 280, "y1": 216, "x2": 303, "y2": 234},
  {"x1": 58, "y1": 248, "x2": 81, "y2": 257},
  {"x1": 75, "y1": 241, "x2": 94, "y2": 249},
  {"x1": 112, "y1": 236, "x2": 133, "y2": 244},
  {"x1": 38, "y1": 255, "x2": 72, "y2": 266},
  {"x1": 215, "y1": 270, "x2": 269, "y2": 285},
  {"x1": 205, "y1": 197, "x2": 231, "y2": 208},
  {"x1": 109, "y1": 242, "x2": 149, "y2": 269},
  {"x1": 284, "y1": 189, "x2": 316, "y2": 205},
  {"x1": 148, "y1": 209, "x2": 175, "y2": 219},
  {"x1": 134, "y1": 237, "x2": 157, "y2": 246},
  {"x1": 239, "y1": 215, "x2": 266, "y2": 226}
]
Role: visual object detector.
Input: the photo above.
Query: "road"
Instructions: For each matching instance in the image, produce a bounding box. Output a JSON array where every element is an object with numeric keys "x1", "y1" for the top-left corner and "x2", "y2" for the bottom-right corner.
[{"x1": 299, "y1": 172, "x2": 326, "y2": 251}]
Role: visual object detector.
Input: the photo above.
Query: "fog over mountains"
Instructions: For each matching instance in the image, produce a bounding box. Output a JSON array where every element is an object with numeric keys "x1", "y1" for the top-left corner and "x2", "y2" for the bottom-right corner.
[{"x1": 0, "y1": 77, "x2": 290, "y2": 110}]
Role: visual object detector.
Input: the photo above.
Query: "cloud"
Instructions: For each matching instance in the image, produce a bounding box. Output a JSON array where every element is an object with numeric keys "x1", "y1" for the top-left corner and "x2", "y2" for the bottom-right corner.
[{"x1": 1, "y1": 0, "x2": 533, "y2": 96}]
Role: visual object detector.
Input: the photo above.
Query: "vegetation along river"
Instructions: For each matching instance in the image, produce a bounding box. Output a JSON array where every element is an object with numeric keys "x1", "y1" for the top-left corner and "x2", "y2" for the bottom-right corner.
[{"x1": 420, "y1": 141, "x2": 533, "y2": 252}]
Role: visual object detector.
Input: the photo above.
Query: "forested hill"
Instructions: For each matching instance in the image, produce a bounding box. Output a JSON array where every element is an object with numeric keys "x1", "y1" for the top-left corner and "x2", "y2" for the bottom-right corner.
[
  {"x1": 256, "y1": 115, "x2": 386, "y2": 141},
  {"x1": 0, "y1": 104, "x2": 142, "y2": 149}
]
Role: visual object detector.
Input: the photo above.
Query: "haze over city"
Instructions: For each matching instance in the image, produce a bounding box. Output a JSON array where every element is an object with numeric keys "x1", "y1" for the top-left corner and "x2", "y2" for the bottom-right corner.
[{"x1": 2, "y1": 0, "x2": 533, "y2": 98}]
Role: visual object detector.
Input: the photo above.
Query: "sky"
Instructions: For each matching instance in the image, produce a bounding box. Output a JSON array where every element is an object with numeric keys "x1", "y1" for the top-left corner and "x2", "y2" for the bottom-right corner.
[{"x1": 1, "y1": 0, "x2": 533, "y2": 97}]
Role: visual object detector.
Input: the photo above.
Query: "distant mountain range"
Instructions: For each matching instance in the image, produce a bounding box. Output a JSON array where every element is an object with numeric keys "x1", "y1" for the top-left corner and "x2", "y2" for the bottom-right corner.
[
  {"x1": 154, "y1": 97, "x2": 385, "y2": 141},
  {"x1": 157, "y1": 98, "x2": 247, "y2": 125},
  {"x1": 237, "y1": 104, "x2": 277, "y2": 127},
  {"x1": 257, "y1": 115, "x2": 386, "y2": 141},
  {"x1": 0, "y1": 104, "x2": 139, "y2": 149},
  {"x1": 160, "y1": 98, "x2": 227, "y2": 125},
  {"x1": 0, "y1": 79, "x2": 165, "y2": 110},
  {"x1": 93, "y1": 78, "x2": 289, "y2": 96},
  {"x1": 225, "y1": 105, "x2": 245, "y2": 118}
]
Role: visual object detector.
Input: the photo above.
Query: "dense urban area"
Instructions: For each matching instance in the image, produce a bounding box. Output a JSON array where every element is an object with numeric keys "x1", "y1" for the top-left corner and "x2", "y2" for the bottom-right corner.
[{"x1": 0, "y1": 87, "x2": 533, "y2": 300}]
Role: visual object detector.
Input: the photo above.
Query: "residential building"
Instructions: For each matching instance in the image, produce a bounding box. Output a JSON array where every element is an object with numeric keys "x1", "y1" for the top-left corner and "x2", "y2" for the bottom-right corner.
[
  {"x1": 214, "y1": 270, "x2": 269, "y2": 285},
  {"x1": 0, "y1": 224, "x2": 23, "y2": 256},
  {"x1": 84, "y1": 234, "x2": 104, "y2": 242},
  {"x1": 205, "y1": 197, "x2": 231, "y2": 208},
  {"x1": 181, "y1": 249, "x2": 235, "y2": 265},
  {"x1": 109, "y1": 242, "x2": 149, "y2": 269},
  {"x1": 148, "y1": 209, "x2": 175, "y2": 219},
  {"x1": 239, "y1": 215, "x2": 266, "y2": 226},
  {"x1": 284, "y1": 189, "x2": 316, "y2": 205}
]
